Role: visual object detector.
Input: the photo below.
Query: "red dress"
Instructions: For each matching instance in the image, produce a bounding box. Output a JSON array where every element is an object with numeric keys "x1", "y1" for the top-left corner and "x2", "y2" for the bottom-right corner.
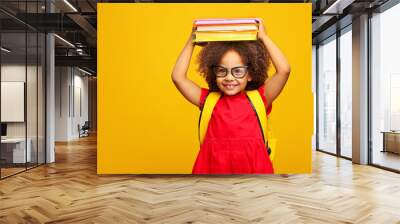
[{"x1": 192, "y1": 85, "x2": 274, "y2": 174}]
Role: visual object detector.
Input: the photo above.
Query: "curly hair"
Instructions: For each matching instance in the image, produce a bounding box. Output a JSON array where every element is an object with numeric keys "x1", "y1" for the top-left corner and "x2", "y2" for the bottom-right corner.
[{"x1": 197, "y1": 40, "x2": 270, "y2": 92}]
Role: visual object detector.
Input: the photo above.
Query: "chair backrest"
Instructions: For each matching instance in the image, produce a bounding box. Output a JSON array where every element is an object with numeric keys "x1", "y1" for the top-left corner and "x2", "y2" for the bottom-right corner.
[{"x1": 82, "y1": 121, "x2": 90, "y2": 129}]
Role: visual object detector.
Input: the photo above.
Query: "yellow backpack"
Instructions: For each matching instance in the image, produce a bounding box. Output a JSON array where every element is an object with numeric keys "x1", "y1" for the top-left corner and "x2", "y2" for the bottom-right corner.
[{"x1": 198, "y1": 90, "x2": 276, "y2": 162}]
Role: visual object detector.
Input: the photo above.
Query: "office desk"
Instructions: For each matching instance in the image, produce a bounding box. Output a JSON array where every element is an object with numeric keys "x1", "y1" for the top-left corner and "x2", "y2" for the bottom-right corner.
[
  {"x1": 381, "y1": 131, "x2": 400, "y2": 154},
  {"x1": 1, "y1": 138, "x2": 31, "y2": 163}
]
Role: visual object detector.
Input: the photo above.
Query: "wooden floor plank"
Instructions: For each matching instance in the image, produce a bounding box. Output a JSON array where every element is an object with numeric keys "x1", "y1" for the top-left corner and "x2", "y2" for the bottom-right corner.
[{"x1": 1, "y1": 134, "x2": 400, "y2": 223}]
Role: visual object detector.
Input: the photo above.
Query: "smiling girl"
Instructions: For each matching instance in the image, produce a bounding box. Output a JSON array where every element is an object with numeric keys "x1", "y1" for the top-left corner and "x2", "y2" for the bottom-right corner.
[{"x1": 172, "y1": 19, "x2": 290, "y2": 174}]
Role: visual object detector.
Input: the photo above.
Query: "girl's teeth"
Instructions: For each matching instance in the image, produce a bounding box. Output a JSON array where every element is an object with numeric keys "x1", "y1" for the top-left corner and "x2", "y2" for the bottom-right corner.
[{"x1": 225, "y1": 84, "x2": 236, "y2": 90}]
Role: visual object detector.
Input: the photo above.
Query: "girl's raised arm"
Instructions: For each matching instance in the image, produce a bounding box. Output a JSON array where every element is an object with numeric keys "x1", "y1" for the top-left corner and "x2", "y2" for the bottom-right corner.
[
  {"x1": 257, "y1": 19, "x2": 291, "y2": 108},
  {"x1": 171, "y1": 30, "x2": 202, "y2": 107}
]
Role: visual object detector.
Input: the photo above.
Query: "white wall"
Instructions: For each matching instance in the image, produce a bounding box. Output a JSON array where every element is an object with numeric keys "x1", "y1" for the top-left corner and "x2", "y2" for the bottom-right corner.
[
  {"x1": 1, "y1": 82, "x2": 24, "y2": 122},
  {"x1": 72, "y1": 72, "x2": 89, "y2": 138},
  {"x1": 55, "y1": 66, "x2": 70, "y2": 141},
  {"x1": 1, "y1": 65, "x2": 37, "y2": 138},
  {"x1": 1, "y1": 65, "x2": 26, "y2": 129},
  {"x1": 55, "y1": 67, "x2": 89, "y2": 141},
  {"x1": 1, "y1": 63, "x2": 46, "y2": 164}
]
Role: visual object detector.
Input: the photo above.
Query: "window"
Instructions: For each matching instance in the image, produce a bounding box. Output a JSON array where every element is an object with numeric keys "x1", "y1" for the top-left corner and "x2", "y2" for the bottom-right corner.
[
  {"x1": 339, "y1": 27, "x2": 352, "y2": 158},
  {"x1": 371, "y1": 2, "x2": 400, "y2": 171},
  {"x1": 317, "y1": 35, "x2": 337, "y2": 154}
]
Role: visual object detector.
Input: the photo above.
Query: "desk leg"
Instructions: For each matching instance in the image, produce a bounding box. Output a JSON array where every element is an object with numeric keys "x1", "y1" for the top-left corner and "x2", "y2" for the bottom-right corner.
[
  {"x1": 12, "y1": 141, "x2": 26, "y2": 164},
  {"x1": 382, "y1": 133, "x2": 386, "y2": 153}
]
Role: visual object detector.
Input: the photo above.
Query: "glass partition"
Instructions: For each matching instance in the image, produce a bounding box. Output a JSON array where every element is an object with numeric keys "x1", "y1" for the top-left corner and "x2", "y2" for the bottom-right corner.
[
  {"x1": 1, "y1": 30, "x2": 28, "y2": 177},
  {"x1": 0, "y1": 1, "x2": 46, "y2": 179},
  {"x1": 27, "y1": 30, "x2": 38, "y2": 169},
  {"x1": 317, "y1": 35, "x2": 337, "y2": 154},
  {"x1": 26, "y1": 0, "x2": 39, "y2": 168},
  {"x1": 38, "y1": 32, "x2": 45, "y2": 165}
]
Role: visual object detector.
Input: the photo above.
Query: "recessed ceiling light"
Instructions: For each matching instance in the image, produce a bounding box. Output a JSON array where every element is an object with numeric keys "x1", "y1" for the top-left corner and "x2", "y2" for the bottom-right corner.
[
  {"x1": 78, "y1": 67, "x2": 93, "y2": 76},
  {"x1": 1, "y1": 47, "x2": 11, "y2": 53},
  {"x1": 54, "y1": 34, "x2": 75, "y2": 48},
  {"x1": 63, "y1": 0, "x2": 78, "y2": 12},
  {"x1": 322, "y1": 0, "x2": 355, "y2": 15}
]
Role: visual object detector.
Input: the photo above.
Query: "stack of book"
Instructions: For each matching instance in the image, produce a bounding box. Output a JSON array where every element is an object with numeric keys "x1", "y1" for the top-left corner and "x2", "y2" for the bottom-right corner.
[{"x1": 193, "y1": 18, "x2": 259, "y2": 43}]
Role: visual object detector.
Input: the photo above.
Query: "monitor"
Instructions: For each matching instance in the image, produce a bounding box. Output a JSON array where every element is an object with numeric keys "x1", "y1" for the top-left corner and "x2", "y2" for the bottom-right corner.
[{"x1": 1, "y1": 123, "x2": 7, "y2": 137}]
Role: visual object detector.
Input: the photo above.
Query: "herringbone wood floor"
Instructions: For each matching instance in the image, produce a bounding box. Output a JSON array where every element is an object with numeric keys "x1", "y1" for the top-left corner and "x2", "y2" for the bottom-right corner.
[{"x1": 1, "y1": 134, "x2": 400, "y2": 224}]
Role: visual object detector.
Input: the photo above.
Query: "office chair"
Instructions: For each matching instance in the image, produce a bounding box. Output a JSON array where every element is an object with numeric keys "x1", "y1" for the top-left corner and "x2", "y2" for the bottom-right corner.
[{"x1": 79, "y1": 121, "x2": 90, "y2": 138}]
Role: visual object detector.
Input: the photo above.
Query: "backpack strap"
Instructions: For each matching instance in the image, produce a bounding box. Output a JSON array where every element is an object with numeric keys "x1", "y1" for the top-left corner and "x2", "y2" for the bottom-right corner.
[
  {"x1": 198, "y1": 91, "x2": 221, "y2": 145},
  {"x1": 246, "y1": 90, "x2": 275, "y2": 162},
  {"x1": 245, "y1": 90, "x2": 267, "y2": 147}
]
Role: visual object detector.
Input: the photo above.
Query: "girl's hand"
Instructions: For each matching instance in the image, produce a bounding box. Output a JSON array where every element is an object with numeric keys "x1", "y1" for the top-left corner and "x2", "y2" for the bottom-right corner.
[
  {"x1": 190, "y1": 26, "x2": 196, "y2": 41},
  {"x1": 259, "y1": 18, "x2": 291, "y2": 107},
  {"x1": 257, "y1": 18, "x2": 268, "y2": 40},
  {"x1": 171, "y1": 25, "x2": 202, "y2": 107}
]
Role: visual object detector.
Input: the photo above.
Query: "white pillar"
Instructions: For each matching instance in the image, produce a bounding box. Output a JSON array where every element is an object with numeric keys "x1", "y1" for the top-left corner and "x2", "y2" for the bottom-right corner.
[
  {"x1": 352, "y1": 14, "x2": 369, "y2": 164},
  {"x1": 46, "y1": 33, "x2": 55, "y2": 163},
  {"x1": 45, "y1": 0, "x2": 55, "y2": 163}
]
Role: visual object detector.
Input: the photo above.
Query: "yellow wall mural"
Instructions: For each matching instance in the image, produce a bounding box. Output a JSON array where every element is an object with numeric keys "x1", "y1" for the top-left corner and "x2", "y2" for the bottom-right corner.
[{"x1": 98, "y1": 3, "x2": 312, "y2": 174}]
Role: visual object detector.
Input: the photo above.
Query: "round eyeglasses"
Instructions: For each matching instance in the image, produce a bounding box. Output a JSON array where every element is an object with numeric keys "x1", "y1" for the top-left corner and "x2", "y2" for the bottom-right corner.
[{"x1": 212, "y1": 65, "x2": 248, "y2": 79}]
